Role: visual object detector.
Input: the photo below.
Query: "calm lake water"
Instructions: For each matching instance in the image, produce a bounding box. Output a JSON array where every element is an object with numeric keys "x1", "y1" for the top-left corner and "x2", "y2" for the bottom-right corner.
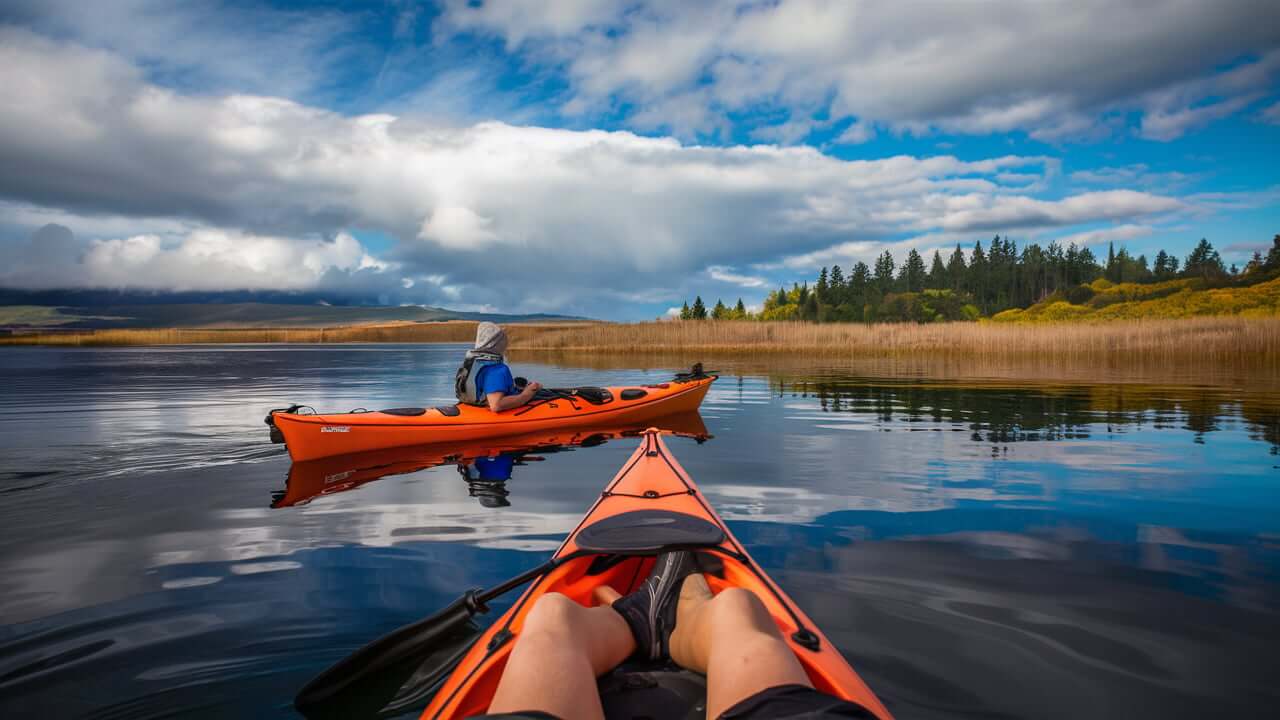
[{"x1": 1, "y1": 345, "x2": 1277, "y2": 719}]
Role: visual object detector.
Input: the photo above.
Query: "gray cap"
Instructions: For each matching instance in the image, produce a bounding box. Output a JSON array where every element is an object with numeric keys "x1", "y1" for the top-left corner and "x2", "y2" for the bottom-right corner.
[{"x1": 474, "y1": 321, "x2": 508, "y2": 355}]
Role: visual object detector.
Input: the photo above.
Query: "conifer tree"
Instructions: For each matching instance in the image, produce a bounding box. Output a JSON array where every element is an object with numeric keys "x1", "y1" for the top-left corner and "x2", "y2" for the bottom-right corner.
[
  {"x1": 711, "y1": 299, "x2": 728, "y2": 319},
  {"x1": 873, "y1": 251, "x2": 895, "y2": 294},
  {"x1": 927, "y1": 250, "x2": 946, "y2": 289},
  {"x1": 829, "y1": 265, "x2": 845, "y2": 304},
  {"x1": 803, "y1": 291, "x2": 819, "y2": 321},
  {"x1": 691, "y1": 295, "x2": 708, "y2": 319},
  {"x1": 946, "y1": 243, "x2": 967, "y2": 291},
  {"x1": 1184, "y1": 238, "x2": 1225, "y2": 281},
  {"x1": 900, "y1": 249, "x2": 926, "y2": 292},
  {"x1": 816, "y1": 267, "x2": 829, "y2": 303},
  {"x1": 735, "y1": 298, "x2": 747, "y2": 318},
  {"x1": 1265, "y1": 235, "x2": 1280, "y2": 271},
  {"x1": 969, "y1": 241, "x2": 988, "y2": 310},
  {"x1": 679, "y1": 301, "x2": 691, "y2": 320},
  {"x1": 850, "y1": 262, "x2": 871, "y2": 309}
]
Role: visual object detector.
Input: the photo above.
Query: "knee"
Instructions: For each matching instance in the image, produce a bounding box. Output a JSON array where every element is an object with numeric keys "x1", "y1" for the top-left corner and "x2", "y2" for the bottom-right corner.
[
  {"x1": 522, "y1": 592, "x2": 583, "y2": 637},
  {"x1": 709, "y1": 588, "x2": 778, "y2": 633}
]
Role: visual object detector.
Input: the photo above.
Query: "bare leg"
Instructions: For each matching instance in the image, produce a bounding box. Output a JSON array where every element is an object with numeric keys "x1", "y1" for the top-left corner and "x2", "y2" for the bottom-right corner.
[
  {"x1": 488, "y1": 591, "x2": 636, "y2": 720},
  {"x1": 669, "y1": 576, "x2": 812, "y2": 719}
]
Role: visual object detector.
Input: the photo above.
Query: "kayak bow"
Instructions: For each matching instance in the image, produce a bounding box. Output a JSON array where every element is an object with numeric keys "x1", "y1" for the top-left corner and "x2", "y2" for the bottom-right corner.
[{"x1": 419, "y1": 428, "x2": 892, "y2": 720}]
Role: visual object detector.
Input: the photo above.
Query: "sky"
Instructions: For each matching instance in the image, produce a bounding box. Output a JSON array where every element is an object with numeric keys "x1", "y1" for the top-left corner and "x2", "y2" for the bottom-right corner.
[{"x1": 0, "y1": 0, "x2": 1277, "y2": 320}]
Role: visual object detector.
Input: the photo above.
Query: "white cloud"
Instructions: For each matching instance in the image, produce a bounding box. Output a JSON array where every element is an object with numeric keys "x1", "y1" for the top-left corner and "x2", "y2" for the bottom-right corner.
[
  {"x1": 439, "y1": 0, "x2": 1280, "y2": 141},
  {"x1": 0, "y1": 28, "x2": 1199, "y2": 314},
  {"x1": 77, "y1": 230, "x2": 388, "y2": 291},
  {"x1": 8, "y1": 0, "x2": 365, "y2": 100},
  {"x1": 834, "y1": 121, "x2": 874, "y2": 145},
  {"x1": 1140, "y1": 94, "x2": 1261, "y2": 142},
  {"x1": 1070, "y1": 164, "x2": 1195, "y2": 191},
  {"x1": 1137, "y1": 50, "x2": 1280, "y2": 140},
  {"x1": 418, "y1": 206, "x2": 499, "y2": 250},
  {"x1": 706, "y1": 266, "x2": 769, "y2": 288},
  {"x1": 1256, "y1": 99, "x2": 1280, "y2": 124},
  {"x1": 1053, "y1": 224, "x2": 1155, "y2": 249}
]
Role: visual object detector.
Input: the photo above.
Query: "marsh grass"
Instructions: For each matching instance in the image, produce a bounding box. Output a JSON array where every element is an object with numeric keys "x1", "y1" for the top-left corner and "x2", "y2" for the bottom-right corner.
[
  {"x1": 515, "y1": 317, "x2": 1280, "y2": 360},
  {"x1": 4, "y1": 318, "x2": 1277, "y2": 363}
]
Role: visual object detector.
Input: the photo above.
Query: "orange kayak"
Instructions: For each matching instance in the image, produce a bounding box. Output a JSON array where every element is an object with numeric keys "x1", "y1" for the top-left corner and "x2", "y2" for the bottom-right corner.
[
  {"x1": 268, "y1": 372, "x2": 716, "y2": 462},
  {"x1": 421, "y1": 428, "x2": 892, "y2": 720},
  {"x1": 271, "y1": 412, "x2": 711, "y2": 508}
]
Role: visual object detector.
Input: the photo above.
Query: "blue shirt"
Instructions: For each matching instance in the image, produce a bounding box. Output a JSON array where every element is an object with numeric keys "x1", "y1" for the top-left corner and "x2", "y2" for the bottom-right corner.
[
  {"x1": 475, "y1": 362, "x2": 518, "y2": 400},
  {"x1": 474, "y1": 454, "x2": 516, "y2": 481}
]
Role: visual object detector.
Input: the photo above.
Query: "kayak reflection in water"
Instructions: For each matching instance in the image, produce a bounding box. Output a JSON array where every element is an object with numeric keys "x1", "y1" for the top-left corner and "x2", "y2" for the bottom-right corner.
[
  {"x1": 271, "y1": 415, "x2": 710, "y2": 509},
  {"x1": 478, "y1": 553, "x2": 876, "y2": 720},
  {"x1": 458, "y1": 451, "x2": 546, "y2": 508},
  {"x1": 455, "y1": 322, "x2": 543, "y2": 413}
]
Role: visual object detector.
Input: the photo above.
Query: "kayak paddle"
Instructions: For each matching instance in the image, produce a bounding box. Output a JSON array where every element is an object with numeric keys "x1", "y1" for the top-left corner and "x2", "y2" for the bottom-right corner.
[{"x1": 293, "y1": 555, "x2": 570, "y2": 715}]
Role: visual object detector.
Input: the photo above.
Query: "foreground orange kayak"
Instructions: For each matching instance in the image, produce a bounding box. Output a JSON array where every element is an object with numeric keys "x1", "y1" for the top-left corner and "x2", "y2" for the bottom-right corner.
[
  {"x1": 268, "y1": 370, "x2": 716, "y2": 462},
  {"x1": 421, "y1": 428, "x2": 892, "y2": 720}
]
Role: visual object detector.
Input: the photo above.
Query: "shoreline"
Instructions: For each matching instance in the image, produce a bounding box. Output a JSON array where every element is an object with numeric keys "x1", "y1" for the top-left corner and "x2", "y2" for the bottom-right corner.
[{"x1": 1, "y1": 317, "x2": 1277, "y2": 360}]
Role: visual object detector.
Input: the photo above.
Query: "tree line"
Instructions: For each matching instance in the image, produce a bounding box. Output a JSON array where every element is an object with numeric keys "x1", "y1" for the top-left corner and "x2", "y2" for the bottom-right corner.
[{"x1": 678, "y1": 234, "x2": 1280, "y2": 323}]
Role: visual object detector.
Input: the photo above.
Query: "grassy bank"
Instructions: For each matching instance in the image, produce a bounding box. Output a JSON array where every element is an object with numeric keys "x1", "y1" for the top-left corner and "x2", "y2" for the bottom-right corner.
[
  {"x1": 4, "y1": 317, "x2": 1277, "y2": 361},
  {"x1": 993, "y1": 276, "x2": 1280, "y2": 322},
  {"x1": 516, "y1": 317, "x2": 1280, "y2": 360}
]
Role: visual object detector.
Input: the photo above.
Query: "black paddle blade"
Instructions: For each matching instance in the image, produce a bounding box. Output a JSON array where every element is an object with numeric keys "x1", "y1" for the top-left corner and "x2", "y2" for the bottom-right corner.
[
  {"x1": 294, "y1": 592, "x2": 481, "y2": 715},
  {"x1": 296, "y1": 619, "x2": 484, "y2": 720}
]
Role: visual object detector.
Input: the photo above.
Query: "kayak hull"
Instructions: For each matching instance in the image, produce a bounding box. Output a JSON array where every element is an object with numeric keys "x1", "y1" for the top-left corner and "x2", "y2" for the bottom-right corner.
[
  {"x1": 273, "y1": 412, "x2": 710, "y2": 508},
  {"x1": 420, "y1": 429, "x2": 892, "y2": 720},
  {"x1": 272, "y1": 376, "x2": 714, "y2": 461}
]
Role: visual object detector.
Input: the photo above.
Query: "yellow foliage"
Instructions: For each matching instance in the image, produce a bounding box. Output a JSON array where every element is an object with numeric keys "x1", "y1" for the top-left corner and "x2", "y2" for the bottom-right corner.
[{"x1": 995, "y1": 276, "x2": 1280, "y2": 323}]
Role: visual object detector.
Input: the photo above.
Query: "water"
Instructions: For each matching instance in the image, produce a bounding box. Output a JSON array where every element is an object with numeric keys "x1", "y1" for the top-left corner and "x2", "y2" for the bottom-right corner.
[{"x1": 1, "y1": 345, "x2": 1277, "y2": 719}]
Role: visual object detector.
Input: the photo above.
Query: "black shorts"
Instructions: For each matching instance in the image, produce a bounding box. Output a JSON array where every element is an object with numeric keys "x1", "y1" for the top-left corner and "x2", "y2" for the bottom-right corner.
[
  {"x1": 719, "y1": 684, "x2": 877, "y2": 719},
  {"x1": 475, "y1": 683, "x2": 876, "y2": 719}
]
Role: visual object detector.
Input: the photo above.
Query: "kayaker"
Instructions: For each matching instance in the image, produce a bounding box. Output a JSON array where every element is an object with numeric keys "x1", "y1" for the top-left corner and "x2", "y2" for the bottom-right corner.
[
  {"x1": 458, "y1": 453, "x2": 523, "y2": 508},
  {"x1": 456, "y1": 322, "x2": 542, "y2": 412},
  {"x1": 479, "y1": 551, "x2": 876, "y2": 719}
]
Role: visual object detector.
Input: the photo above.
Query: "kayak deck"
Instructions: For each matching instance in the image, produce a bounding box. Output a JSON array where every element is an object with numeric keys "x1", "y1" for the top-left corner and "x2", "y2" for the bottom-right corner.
[
  {"x1": 421, "y1": 429, "x2": 891, "y2": 720},
  {"x1": 270, "y1": 374, "x2": 715, "y2": 461}
]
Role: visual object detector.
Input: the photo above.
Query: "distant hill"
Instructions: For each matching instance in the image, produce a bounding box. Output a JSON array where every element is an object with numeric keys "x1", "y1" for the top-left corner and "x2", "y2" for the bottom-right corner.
[
  {"x1": 0, "y1": 289, "x2": 585, "y2": 329},
  {"x1": 992, "y1": 276, "x2": 1280, "y2": 322}
]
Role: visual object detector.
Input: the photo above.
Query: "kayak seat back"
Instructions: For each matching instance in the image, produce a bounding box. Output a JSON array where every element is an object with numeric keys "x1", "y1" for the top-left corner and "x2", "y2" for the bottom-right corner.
[
  {"x1": 381, "y1": 407, "x2": 427, "y2": 416},
  {"x1": 575, "y1": 510, "x2": 725, "y2": 555},
  {"x1": 598, "y1": 663, "x2": 706, "y2": 720}
]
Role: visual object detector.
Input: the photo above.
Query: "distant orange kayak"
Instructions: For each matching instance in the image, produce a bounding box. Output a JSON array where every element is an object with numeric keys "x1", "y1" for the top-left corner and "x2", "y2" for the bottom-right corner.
[
  {"x1": 271, "y1": 412, "x2": 711, "y2": 508},
  {"x1": 267, "y1": 371, "x2": 716, "y2": 462},
  {"x1": 421, "y1": 428, "x2": 892, "y2": 720}
]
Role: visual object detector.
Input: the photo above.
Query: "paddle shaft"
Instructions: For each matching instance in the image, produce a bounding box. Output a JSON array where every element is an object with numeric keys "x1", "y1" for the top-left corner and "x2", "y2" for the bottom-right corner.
[{"x1": 295, "y1": 556, "x2": 565, "y2": 711}]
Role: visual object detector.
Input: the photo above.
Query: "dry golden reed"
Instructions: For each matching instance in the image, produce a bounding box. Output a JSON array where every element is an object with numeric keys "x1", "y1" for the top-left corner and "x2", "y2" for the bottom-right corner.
[
  {"x1": 514, "y1": 317, "x2": 1280, "y2": 360},
  {"x1": 4, "y1": 318, "x2": 1277, "y2": 361}
]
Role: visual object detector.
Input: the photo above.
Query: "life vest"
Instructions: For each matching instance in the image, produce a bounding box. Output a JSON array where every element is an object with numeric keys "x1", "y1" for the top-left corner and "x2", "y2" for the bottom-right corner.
[{"x1": 455, "y1": 351, "x2": 505, "y2": 406}]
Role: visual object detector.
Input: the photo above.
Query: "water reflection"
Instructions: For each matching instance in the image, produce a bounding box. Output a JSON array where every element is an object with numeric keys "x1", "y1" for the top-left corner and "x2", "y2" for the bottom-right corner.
[
  {"x1": 272, "y1": 412, "x2": 711, "y2": 509},
  {"x1": 776, "y1": 375, "x2": 1280, "y2": 453},
  {"x1": 1, "y1": 347, "x2": 1278, "y2": 719}
]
